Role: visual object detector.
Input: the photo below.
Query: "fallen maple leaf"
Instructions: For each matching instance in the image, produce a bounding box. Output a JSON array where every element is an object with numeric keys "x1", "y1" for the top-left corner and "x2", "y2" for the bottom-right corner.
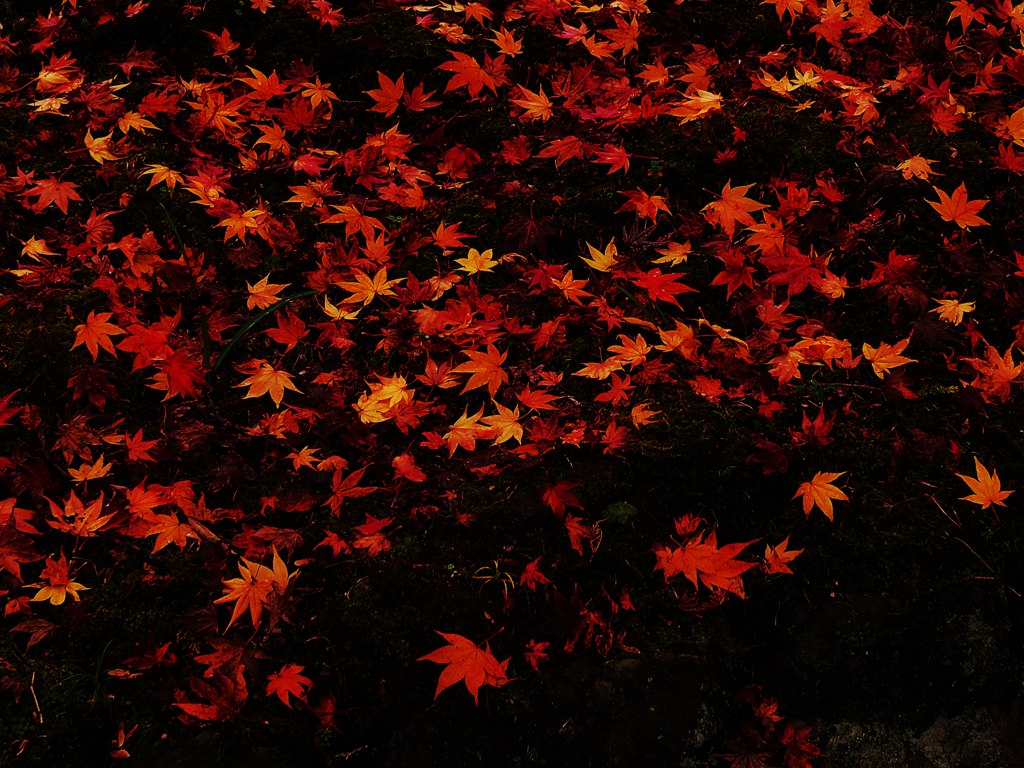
[
  {"x1": 83, "y1": 129, "x2": 120, "y2": 163},
  {"x1": 925, "y1": 183, "x2": 990, "y2": 229},
  {"x1": 862, "y1": 336, "x2": 916, "y2": 378},
  {"x1": 581, "y1": 239, "x2": 619, "y2": 272},
  {"x1": 365, "y1": 71, "x2": 404, "y2": 116},
  {"x1": 235, "y1": 361, "x2": 302, "y2": 408},
  {"x1": 701, "y1": 180, "x2": 769, "y2": 239},
  {"x1": 455, "y1": 247, "x2": 499, "y2": 275},
  {"x1": 762, "y1": 537, "x2": 803, "y2": 575},
  {"x1": 962, "y1": 343, "x2": 1022, "y2": 402},
  {"x1": 71, "y1": 311, "x2": 125, "y2": 361},
  {"x1": 510, "y1": 84, "x2": 553, "y2": 122},
  {"x1": 246, "y1": 274, "x2": 290, "y2": 310},
  {"x1": 930, "y1": 298, "x2": 975, "y2": 325},
  {"x1": 418, "y1": 631, "x2": 511, "y2": 704},
  {"x1": 27, "y1": 552, "x2": 89, "y2": 605},
  {"x1": 173, "y1": 662, "x2": 248, "y2": 723},
  {"x1": 653, "y1": 530, "x2": 757, "y2": 598},
  {"x1": 266, "y1": 664, "x2": 312, "y2": 708},
  {"x1": 26, "y1": 177, "x2": 82, "y2": 214},
  {"x1": 957, "y1": 456, "x2": 1013, "y2": 512},
  {"x1": 443, "y1": 407, "x2": 495, "y2": 455},
  {"x1": 452, "y1": 343, "x2": 509, "y2": 396},
  {"x1": 793, "y1": 471, "x2": 848, "y2": 521}
]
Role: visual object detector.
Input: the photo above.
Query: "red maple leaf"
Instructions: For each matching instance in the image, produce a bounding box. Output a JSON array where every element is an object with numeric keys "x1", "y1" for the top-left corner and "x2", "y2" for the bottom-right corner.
[
  {"x1": 654, "y1": 530, "x2": 757, "y2": 597},
  {"x1": 541, "y1": 481, "x2": 583, "y2": 520},
  {"x1": 630, "y1": 269, "x2": 697, "y2": 308},
  {"x1": 266, "y1": 664, "x2": 312, "y2": 708},
  {"x1": 418, "y1": 632, "x2": 511, "y2": 704},
  {"x1": 173, "y1": 662, "x2": 248, "y2": 723},
  {"x1": 26, "y1": 177, "x2": 82, "y2": 214}
]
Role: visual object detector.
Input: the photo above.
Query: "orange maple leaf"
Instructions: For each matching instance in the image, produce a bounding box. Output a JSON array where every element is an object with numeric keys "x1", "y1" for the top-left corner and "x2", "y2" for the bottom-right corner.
[
  {"x1": 335, "y1": 267, "x2": 403, "y2": 306},
  {"x1": 761, "y1": 0, "x2": 805, "y2": 24},
  {"x1": 247, "y1": 274, "x2": 290, "y2": 310},
  {"x1": 896, "y1": 155, "x2": 937, "y2": 180},
  {"x1": 329, "y1": 466, "x2": 378, "y2": 516},
  {"x1": 481, "y1": 402, "x2": 523, "y2": 444},
  {"x1": 957, "y1": 456, "x2": 1013, "y2": 513},
  {"x1": 392, "y1": 451, "x2": 427, "y2": 482},
  {"x1": 218, "y1": 206, "x2": 267, "y2": 243},
  {"x1": 144, "y1": 513, "x2": 200, "y2": 553},
  {"x1": 793, "y1": 471, "x2": 848, "y2": 521},
  {"x1": 204, "y1": 27, "x2": 240, "y2": 58},
  {"x1": 443, "y1": 407, "x2": 495, "y2": 455},
  {"x1": 352, "y1": 514, "x2": 394, "y2": 556},
  {"x1": 263, "y1": 311, "x2": 308, "y2": 353},
  {"x1": 214, "y1": 548, "x2": 295, "y2": 630},
  {"x1": 25, "y1": 176, "x2": 82, "y2": 214},
  {"x1": 490, "y1": 26, "x2": 522, "y2": 56},
  {"x1": 266, "y1": 664, "x2": 312, "y2": 708},
  {"x1": 235, "y1": 361, "x2": 302, "y2": 407},
  {"x1": 68, "y1": 453, "x2": 113, "y2": 483},
  {"x1": 702, "y1": 180, "x2": 770, "y2": 239},
  {"x1": 140, "y1": 164, "x2": 183, "y2": 191},
  {"x1": 418, "y1": 632, "x2": 511, "y2": 705},
  {"x1": 963, "y1": 343, "x2": 1022, "y2": 402},
  {"x1": 236, "y1": 66, "x2": 291, "y2": 100},
  {"x1": 762, "y1": 536, "x2": 804, "y2": 575},
  {"x1": 862, "y1": 336, "x2": 916, "y2": 378},
  {"x1": 592, "y1": 143, "x2": 631, "y2": 174},
  {"x1": 930, "y1": 298, "x2": 975, "y2": 325},
  {"x1": 537, "y1": 136, "x2": 587, "y2": 167},
  {"x1": 925, "y1": 183, "x2": 990, "y2": 229},
  {"x1": 510, "y1": 84, "x2": 553, "y2": 122},
  {"x1": 72, "y1": 310, "x2": 125, "y2": 361},
  {"x1": 452, "y1": 344, "x2": 509, "y2": 396},
  {"x1": 653, "y1": 529, "x2": 757, "y2": 598},
  {"x1": 617, "y1": 189, "x2": 671, "y2": 222}
]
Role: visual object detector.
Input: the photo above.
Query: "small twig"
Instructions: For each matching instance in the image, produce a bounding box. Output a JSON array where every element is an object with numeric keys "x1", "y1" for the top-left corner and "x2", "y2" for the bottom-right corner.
[
  {"x1": 931, "y1": 496, "x2": 961, "y2": 528},
  {"x1": 29, "y1": 671, "x2": 42, "y2": 724},
  {"x1": 954, "y1": 537, "x2": 1022, "y2": 598}
]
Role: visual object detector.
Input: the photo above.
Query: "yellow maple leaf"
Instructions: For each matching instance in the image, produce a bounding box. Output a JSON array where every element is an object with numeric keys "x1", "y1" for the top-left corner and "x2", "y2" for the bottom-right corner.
[
  {"x1": 580, "y1": 239, "x2": 619, "y2": 272},
  {"x1": 930, "y1": 298, "x2": 975, "y2": 325},
  {"x1": 84, "y1": 129, "x2": 120, "y2": 163},
  {"x1": 455, "y1": 248, "x2": 499, "y2": 275},
  {"x1": 653, "y1": 240, "x2": 691, "y2": 266}
]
